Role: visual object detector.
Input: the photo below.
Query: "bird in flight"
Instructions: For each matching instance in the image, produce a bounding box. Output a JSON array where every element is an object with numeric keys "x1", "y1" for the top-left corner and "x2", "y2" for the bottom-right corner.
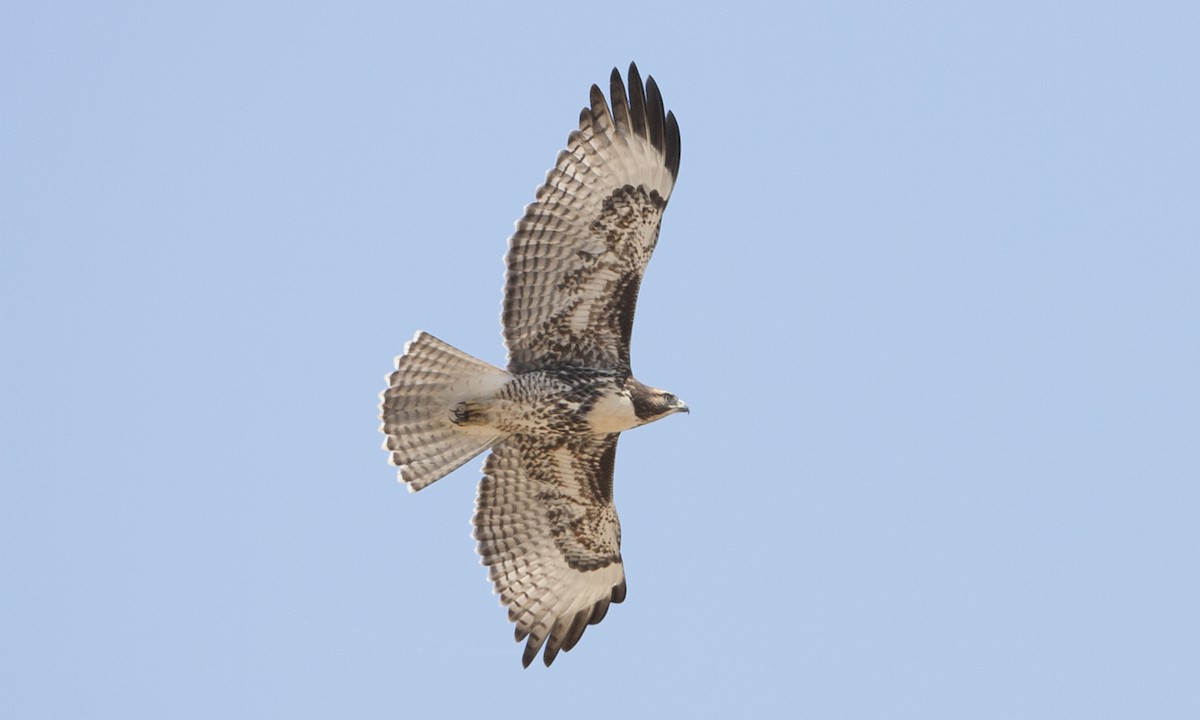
[{"x1": 380, "y1": 63, "x2": 685, "y2": 667}]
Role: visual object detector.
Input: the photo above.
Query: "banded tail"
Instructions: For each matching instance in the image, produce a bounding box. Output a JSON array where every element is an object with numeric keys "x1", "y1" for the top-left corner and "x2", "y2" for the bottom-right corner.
[{"x1": 380, "y1": 331, "x2": 511, "y2": 491}]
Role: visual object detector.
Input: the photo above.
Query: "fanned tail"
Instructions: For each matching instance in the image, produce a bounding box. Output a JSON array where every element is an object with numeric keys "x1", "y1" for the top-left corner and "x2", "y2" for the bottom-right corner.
[{"x1": 379, "y1": 332, "x2": 511, "y2": 491}]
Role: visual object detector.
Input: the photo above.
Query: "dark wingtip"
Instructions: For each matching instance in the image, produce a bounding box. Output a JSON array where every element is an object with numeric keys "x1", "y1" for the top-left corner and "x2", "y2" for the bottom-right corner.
[
  {"x1": 611, "y1": 578, "x2": 628, "y2": 604},
  {"x1": 560, "y1": 608, "x2": 590, "y2": 652},
  {"x1": 609, "y1": 67, "x2": 630, "y2": 134},
  {"x1": 645, "y1": 74, "x2": 666, "y2": 155},
  {"x1": 625, "y1": 63, "x2": 648, "y2": 138},
  {"x1": 665, "y1": 109, "x2": 681, "y2": 180},
  {"x1": 609, "y1": 63, "x2": 680, "y2": 181},
  {"x1": 588, "y1": 597, "x2": 611, "y2": 625}
]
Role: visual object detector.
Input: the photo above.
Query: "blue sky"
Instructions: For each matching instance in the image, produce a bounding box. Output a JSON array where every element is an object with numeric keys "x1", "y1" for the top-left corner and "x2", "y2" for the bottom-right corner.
[{"x1": 3, "y1": 1, "x2": 1198, "y2": 717}]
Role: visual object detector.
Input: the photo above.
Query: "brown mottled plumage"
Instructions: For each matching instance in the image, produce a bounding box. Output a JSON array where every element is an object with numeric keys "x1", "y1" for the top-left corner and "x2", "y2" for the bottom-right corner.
[{"x1": 379, "y1": 64, "x2": 685, "y2": 667}]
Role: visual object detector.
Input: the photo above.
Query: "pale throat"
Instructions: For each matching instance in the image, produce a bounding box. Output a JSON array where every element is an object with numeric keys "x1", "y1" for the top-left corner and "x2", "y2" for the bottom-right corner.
[{"x1": 587, "y1": 390, "x2": 641, "y2": 434}]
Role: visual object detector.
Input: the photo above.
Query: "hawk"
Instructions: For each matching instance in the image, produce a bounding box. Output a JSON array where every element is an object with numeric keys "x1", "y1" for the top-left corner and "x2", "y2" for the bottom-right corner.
[{"x1": 380, "y1": 63, "x2": 685, "y2": 667}]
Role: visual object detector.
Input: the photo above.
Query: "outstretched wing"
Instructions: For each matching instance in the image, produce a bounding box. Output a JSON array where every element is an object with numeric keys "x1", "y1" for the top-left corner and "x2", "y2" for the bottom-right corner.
[
  {"x1": 473, "y1": 433, "x2": 627, "y2": 667},
  {"x1": 503, "y1": 63, "x2": 681, "y2": 375}
]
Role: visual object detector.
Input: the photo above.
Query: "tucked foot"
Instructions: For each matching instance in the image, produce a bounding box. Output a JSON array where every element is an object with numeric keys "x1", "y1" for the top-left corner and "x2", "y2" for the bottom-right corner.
[{"x1": 450, "y1": 400, "x2": 490, "y2": 426}]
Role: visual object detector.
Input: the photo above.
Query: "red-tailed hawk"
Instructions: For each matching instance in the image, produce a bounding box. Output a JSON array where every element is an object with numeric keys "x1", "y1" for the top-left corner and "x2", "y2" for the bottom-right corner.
[{"x1": 380, "y1": 63, "x2": 685, "y2": 667}]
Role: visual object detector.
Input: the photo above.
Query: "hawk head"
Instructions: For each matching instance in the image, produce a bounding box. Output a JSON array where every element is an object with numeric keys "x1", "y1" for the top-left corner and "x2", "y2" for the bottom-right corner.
[{"x1": 629, "y1": 380, "x2": 689, "y2": 425}]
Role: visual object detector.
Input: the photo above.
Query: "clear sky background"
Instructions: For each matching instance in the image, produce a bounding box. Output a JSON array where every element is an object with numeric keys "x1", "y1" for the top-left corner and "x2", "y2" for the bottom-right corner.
[{"x1": 3, "y1": 1, "x2": 1198, "y2": 718}]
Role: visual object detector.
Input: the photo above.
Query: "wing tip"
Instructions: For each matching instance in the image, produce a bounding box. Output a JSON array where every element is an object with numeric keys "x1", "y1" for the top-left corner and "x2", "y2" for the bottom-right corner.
[
  {"x1": 602, "y1": 63, "x2": 680, "y2": 181},
  {"x1": 512, "y1": 580, "x2": 627, "y2": 668},
  {"x1": 665, "y1": 109, "x2": 681, "y2": 181},
  {"x1": 625, "y1": 62, "x2": 648, "y2": 138}
]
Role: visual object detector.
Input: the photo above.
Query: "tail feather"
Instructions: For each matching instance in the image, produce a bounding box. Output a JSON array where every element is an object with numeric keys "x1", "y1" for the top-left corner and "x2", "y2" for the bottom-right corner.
[{"x1": 380, "y1": 331, "x2": 511, "y2": 491}]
